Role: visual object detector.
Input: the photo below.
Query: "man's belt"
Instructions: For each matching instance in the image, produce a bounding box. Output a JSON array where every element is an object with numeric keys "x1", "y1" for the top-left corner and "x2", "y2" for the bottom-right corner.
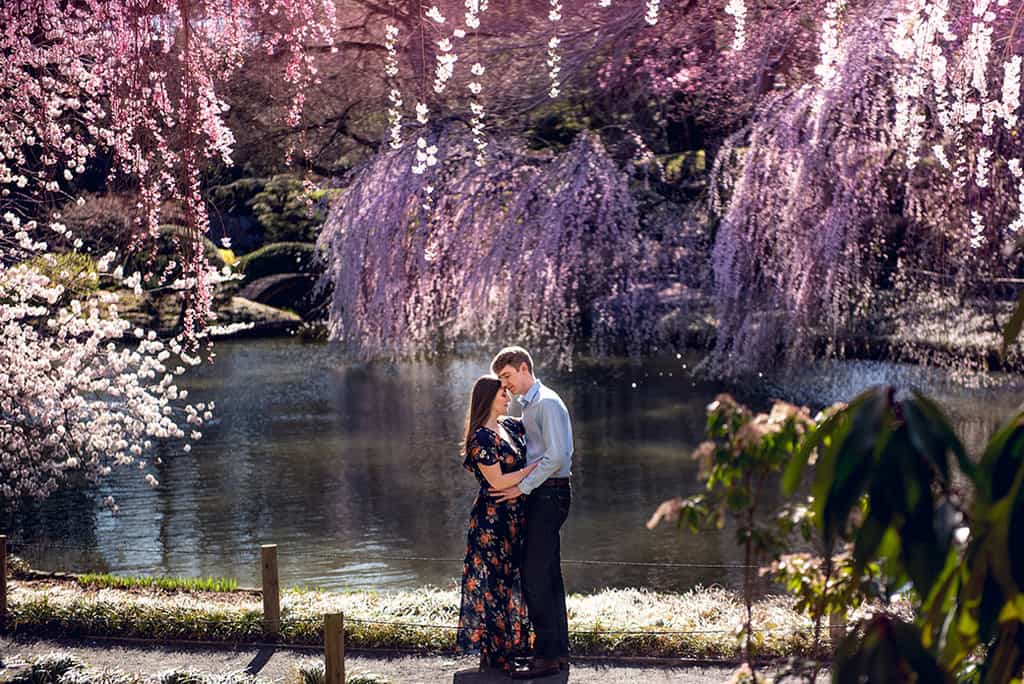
[{"x1": 536, "y1": 477, "x2": 570, "y2": 488}]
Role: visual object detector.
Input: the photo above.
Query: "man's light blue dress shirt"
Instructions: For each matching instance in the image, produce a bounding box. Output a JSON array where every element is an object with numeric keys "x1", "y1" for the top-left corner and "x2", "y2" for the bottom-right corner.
[{"x1": 516, "y1": 379, "x2": 573, "y2": 495}]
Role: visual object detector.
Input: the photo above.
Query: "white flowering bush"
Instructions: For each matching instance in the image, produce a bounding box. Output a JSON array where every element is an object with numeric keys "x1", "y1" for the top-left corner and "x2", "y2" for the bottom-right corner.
[{"x1": 0, "y1": 214, "x2": 217, "y2": 503}]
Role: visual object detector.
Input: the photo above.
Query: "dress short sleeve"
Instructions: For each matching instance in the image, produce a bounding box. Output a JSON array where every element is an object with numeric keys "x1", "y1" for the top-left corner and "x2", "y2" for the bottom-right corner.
[
  {"x1": 468, "y1": 429, "x2": 500, "y2": 466},
  {"x1": 500, "y1": 417, "x2": 526, "y2": 439}
]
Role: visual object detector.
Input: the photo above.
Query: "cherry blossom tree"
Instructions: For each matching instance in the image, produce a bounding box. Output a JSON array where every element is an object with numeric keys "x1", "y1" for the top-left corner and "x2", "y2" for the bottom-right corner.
[
  {"x1": 0, "y1": 215, "x2": 226, "y2": 503},
  {"x1": 0, "y1": 0, "x2": 340, "y2": 501},
  {"x1": 708, "y1": 0, "x2": 1024, "y2": 375},
  {"x1": 318, "y1": 128, "x2": 654, "y2": 365},
  {"x1": 1, "y1": 0, "x2": 337, "y2": 338}
]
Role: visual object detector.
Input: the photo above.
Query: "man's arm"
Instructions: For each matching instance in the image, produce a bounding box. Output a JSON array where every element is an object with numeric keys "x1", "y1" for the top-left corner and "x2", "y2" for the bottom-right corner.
[{"x1": 517, "y1": 398, "x2": 570, "y2": 495}]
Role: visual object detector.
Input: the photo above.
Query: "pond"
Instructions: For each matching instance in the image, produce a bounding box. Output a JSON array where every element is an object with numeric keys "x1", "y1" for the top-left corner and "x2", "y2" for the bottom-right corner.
[{"x1": 5, "y1": 339, "x2": 1023, "y2": 594}]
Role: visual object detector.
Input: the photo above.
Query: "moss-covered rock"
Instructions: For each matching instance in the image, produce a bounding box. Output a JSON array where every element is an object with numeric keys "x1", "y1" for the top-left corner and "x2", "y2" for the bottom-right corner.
[{"x1": 236, "y1": 242, "x2": 318, "y2": 283}]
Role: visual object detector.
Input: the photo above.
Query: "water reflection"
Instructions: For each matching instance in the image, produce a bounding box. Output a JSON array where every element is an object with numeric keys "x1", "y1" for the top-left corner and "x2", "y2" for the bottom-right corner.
[{"x1": 5, "y1": 341, "x2": 1023, "y2": 593}]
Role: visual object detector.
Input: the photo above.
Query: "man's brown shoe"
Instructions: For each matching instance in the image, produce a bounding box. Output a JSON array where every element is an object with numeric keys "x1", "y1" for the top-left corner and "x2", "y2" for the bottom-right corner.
[{"x1": 510, "y1": 657, "x2": 561, "y2": 680}]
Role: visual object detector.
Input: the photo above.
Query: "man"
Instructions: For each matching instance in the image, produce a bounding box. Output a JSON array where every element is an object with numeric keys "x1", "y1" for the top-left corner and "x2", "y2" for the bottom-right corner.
[{"x1": 489, "y1": 346, "x2": 573, "y2": 680}]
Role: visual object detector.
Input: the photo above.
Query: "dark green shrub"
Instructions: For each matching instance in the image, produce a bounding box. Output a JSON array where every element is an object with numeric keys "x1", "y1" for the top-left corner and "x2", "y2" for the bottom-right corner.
[
  {"x1": 120, "y1": 224, "x2": 225, "y2": 285},
  {"x1": 208, "y1": 177, "x2": 266, "y2": 213},
  {"x1": 250, "y1": 175, "x2": 324, "y2": 243}
]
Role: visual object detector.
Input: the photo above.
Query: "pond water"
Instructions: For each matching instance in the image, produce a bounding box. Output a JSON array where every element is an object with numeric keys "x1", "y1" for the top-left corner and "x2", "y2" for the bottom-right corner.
[{"x1": 5, "y1": 339, "x2": 1023, "y2": 594}]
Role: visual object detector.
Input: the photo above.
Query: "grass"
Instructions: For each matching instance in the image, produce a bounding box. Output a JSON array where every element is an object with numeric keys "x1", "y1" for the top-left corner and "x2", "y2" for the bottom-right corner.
[
  {"x1": 74, "y1": 573, "x2": 239, "y2": 594},
  {"x1": 6, "y1": 579, "x2": 825, "y2": 659}
]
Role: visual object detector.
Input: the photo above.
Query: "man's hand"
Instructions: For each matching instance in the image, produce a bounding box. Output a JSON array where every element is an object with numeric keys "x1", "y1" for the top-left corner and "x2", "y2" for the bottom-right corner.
[{"x1": 489, "y1": 485, "x2": 523, "y2": 503}]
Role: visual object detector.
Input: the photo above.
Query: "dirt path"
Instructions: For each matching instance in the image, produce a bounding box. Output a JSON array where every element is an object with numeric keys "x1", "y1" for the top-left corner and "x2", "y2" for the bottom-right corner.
[{"x1": 1, "y1": 635, "x2": 747, "y2": 683}]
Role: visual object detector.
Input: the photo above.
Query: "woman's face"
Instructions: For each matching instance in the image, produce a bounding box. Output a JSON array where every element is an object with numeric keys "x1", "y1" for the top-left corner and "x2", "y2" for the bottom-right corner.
[{"x1": 489, "y1": 386, "x2": 511, "y2": 417}]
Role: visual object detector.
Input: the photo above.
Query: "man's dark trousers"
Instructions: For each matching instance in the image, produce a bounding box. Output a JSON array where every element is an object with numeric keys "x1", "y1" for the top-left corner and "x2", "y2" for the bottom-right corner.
[{"x1": 522, "y1": 482, "x2": 571, "y2": 660}]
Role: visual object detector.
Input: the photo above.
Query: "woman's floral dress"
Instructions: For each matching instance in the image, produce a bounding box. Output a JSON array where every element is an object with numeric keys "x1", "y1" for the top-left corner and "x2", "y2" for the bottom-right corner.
[{"x1": 456, "y1": 417, "x2": 532, "y2": 671}]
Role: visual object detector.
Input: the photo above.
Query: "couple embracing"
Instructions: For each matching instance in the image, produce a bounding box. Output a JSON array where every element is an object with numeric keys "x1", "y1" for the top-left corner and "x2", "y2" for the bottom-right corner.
[{"x1": 456, "y1": 346, "x2": 573, "y2": 679}]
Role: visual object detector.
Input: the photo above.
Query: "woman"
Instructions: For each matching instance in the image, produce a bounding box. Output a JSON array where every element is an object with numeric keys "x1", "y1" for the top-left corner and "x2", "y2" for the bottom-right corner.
[{"x1": 456, "y1": 375, "x2": 536, "y2": 672}]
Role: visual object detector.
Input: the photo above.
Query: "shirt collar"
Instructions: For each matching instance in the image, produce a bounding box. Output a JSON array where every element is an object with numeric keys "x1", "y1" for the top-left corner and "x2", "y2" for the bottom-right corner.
[{"x1": 519, "y1": 378, "x2": 542, "y2": 407}]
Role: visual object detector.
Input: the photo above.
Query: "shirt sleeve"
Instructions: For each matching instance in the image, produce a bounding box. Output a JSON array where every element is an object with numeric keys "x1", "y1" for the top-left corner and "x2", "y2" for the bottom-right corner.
[{"x1": 518, "y1": 399, "x2": 571, "y2": 495}]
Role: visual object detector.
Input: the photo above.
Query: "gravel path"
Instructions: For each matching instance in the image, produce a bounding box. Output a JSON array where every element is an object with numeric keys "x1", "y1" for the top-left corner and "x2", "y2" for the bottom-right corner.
[{"x1": 0, "y1": 636, "x2": 747, "y2": 683}]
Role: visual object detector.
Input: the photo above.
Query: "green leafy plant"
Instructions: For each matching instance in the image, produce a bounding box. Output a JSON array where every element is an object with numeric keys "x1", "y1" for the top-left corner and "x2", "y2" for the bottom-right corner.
[
  {"x1": 786, "y1": 386, "x2": 1024, "y2": 683},
  {"x1": 158, "y1": 671, "x2": 262, "y2": 684},
  {"x1": 648, "y1": 394, "x2": 815, "y2": 670},
  {"x1": 9, "y1": 554, "x2": 32, "y2": 578},
  {"x1": 8, "y1": 653, "x2": 85, "y2": 684},
  {"x1": 293, "y1": 662, "x2": 390, "y2": 684}
]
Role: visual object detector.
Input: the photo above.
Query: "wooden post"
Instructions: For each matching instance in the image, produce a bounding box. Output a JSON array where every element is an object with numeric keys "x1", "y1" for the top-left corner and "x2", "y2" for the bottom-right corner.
[
  {"x1": 1, "y1": 535, "x2": 7, "y2": 629},
  {"x1": 261, "y1": 544, "x2": 280, "y2": 635},
  {"x1": 829, "y1": 611, "x2": 846, "y2": 642},
  {"x1": 324, "y1": 613, "x2": 345, "y2": 684}
]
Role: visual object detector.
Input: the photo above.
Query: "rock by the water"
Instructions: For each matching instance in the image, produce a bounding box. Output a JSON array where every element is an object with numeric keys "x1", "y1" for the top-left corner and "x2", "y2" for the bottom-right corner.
[
  {"x1": 114, "y1": 289, "x2": 301, "y2": 338},
  {"x1": 210, "y1": 296, "x2": 302, "y2": 337}
]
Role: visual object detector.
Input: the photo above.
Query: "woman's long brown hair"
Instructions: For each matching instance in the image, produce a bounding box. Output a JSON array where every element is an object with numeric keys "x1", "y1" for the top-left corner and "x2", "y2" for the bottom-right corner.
[{"x1": 464, "y1": 375, "x2": 503, "y2": 454}]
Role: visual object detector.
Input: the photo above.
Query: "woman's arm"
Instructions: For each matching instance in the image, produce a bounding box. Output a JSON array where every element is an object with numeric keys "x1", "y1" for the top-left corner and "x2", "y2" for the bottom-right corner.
[{"x1": 476, "y1": 462, "x2": 538, "y2": 490}]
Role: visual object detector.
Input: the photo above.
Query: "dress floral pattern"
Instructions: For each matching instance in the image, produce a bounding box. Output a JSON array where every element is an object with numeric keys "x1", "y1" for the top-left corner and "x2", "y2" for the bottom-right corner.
[{"x1": 456, "y1": 416, "x2": 532, "y2": 671}]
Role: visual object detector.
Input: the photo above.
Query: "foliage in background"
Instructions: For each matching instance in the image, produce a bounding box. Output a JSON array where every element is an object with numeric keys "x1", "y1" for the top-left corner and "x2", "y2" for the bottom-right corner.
[
  {"x1": 249, "y1": 176, "x2": 327, "y2": 245},
  {"x1": 119, "y1": 225, "x2": 228, "y2": 288},
  {"x1": 22, "y1": 253, "x2": 99, "y2": 302}
]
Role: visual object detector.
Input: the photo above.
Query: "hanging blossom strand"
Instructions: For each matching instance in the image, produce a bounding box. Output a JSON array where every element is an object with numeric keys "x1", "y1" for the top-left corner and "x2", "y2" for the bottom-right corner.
[
  {"x1": 384, "y1": 24, "x2": 403, "y2": 150},
  {"x1": 433, "y1": 36, "x2": 458, "y2": 93},
  {"x1": 465, "y1": 0, "x2": 488, "y2": 166},
  {"x1": 723, "y1": 0, "x2": 745, "y2": 48},
  {"x1": 470, "y1": 62, "x2": 488, "y2": 166},
  {"x1": 547, "y1": 0, "x2": 562, "y2": 98},
  {"x1": 645, "y1": 0, "x2": 661, "y2": 26}
]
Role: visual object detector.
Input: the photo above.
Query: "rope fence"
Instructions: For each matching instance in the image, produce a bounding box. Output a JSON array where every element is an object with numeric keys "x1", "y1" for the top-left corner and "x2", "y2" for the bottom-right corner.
[{"x1": 2, "y1": 538, "x2": 762, "y2": 570}]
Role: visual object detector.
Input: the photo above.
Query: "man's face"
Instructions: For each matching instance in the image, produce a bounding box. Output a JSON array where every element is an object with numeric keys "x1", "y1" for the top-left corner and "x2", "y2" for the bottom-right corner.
[{"x1": 496, "y1": 362, "x2": 532, "y2": 396}]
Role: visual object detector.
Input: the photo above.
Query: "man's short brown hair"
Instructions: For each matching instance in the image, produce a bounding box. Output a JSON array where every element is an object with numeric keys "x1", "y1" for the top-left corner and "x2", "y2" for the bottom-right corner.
[{"x1": 490, "y1": 346, "x2": 534, "y2": 375}]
